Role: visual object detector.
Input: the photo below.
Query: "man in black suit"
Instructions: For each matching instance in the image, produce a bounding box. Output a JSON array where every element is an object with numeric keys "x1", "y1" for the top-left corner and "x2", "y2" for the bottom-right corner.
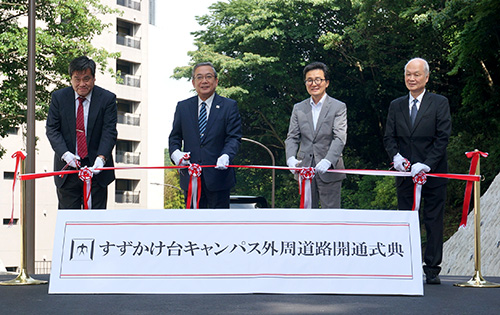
[
  {"x1": 46, "y1": 56, "x2": 117, "y2": 209},
  {"x1": 384, "y1": 57, "x2": 451, "y2": 284},
  {"x1": 168, "y1": 62, "x2": 242, "y2": 208}
]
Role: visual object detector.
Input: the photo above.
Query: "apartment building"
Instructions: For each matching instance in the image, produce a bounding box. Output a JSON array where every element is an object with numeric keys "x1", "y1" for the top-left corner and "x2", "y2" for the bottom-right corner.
[{"x1": 0, "y1": 0, "x2": 159, "y2": 273}]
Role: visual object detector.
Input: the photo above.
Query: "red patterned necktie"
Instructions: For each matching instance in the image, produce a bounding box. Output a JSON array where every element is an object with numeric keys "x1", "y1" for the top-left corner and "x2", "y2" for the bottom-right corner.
[{"x1": 76, "y1": 97, "x2": 88, "y2": 159}]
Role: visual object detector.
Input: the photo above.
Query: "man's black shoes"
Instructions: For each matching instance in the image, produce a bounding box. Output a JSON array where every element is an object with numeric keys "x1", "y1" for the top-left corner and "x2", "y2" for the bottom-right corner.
[{"x1": 426, "y1": 274, "x2": 441, "y2": 284}]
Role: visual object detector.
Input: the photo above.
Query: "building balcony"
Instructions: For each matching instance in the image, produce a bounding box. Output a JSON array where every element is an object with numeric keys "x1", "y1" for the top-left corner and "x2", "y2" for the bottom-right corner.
[
  {"x1": 115, "y1": 190, "x2": 140, "y2": 204},
  {"x1": 116, "y1": 151, "x2": 140, "y2": 165},
  {"x1": 118, "y1": 74, "x2": 141, "y2": 88},
  {"x1": 118, "y1": 112, "x2": 141, "y2": 126},
  {"x1": 117, "y1": 34, "x2": 141, "y2": 49},
  {"x1": 117, "y1": 0, "x2": 141, "y2": 11}
]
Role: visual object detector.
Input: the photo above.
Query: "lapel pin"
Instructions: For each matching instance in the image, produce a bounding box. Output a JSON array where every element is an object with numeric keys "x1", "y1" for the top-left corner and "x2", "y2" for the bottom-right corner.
[{"x1": 216, "y1": 105, "x2": 220, "y2": 109}]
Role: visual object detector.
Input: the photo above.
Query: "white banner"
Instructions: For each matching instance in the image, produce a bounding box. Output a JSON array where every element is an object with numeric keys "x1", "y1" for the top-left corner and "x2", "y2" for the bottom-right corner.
[{"x1": 49, "y1": 209, "x2": 423, "y2": 295}]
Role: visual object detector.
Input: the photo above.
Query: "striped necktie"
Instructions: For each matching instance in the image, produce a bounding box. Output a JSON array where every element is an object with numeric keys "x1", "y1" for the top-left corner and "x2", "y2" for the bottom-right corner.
[
  {"x1": 76, "y1": 96, "x2": 88, "y2": 158},
  {"x1": 199, "y1": 102, "x2": 207, "y2": 139}
]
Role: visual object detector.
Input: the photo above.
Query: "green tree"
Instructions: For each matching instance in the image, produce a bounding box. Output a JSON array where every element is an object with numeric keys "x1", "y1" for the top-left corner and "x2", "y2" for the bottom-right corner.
[
  {"x1": 173, "y1": 0, "x2": 500, "y2": 223},
  {"x1": 164, "y1": 149, "x2": 184, "y2": 209},
  {"x1": 433, "y1": 0, "x2": 500, "y2": 197},
  {"x1": 0, "y1": 0, "x2": 120, "y2": 157}
]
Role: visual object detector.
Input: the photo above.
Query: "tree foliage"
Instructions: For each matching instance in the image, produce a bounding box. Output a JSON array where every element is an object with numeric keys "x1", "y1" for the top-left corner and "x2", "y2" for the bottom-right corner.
[
  {"x1": 164, "y1": 149, "x2": 184, "y2": 209},
  {"x1": 173, "y1": 0, "x2": 500, "y2": 229},
  {"x1": 0, "y1": 0, "x2": 120, "y2": 157}
]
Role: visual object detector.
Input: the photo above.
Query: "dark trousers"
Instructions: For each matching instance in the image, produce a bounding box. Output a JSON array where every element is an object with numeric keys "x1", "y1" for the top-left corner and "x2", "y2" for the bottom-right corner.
[
  {"x1": 397, "y1": 179, "x2": 446, "y2": 276},
  {"x1": 184, "y1": 175, "x2": 230, "y2": 209},
  {"x1": 57, "y1": 173, "x2": 108, "y2": 209}
]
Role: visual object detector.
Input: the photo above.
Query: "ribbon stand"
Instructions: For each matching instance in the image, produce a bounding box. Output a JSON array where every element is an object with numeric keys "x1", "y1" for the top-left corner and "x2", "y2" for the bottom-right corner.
[
  {"x1": 0, "y1": 158, "x2": 47, "y2": 286},
  {"x1": 455, "y1": 150, "x2": 500, "y2": 288}
]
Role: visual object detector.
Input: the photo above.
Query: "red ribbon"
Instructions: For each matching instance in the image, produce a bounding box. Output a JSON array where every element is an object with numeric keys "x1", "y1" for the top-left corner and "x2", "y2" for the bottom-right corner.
[
  {"x1": 186, "y1": 164, "x2": 202, "y2": 209},
  {"x1": 12, "y1": 159, "x2": 484, "y2": 216},
  {"x1": 10, "y1": 151, "x2": 27, "y2": 225},
  {"x1": 78, "y1": 167, "x2": 93, "y2": 209},
  {"x1": 460, "y1": 151, "x2": 488, "y2": 227},
  {"x1": 299, "y1": 167, "x2": 315, "y2": 209}
]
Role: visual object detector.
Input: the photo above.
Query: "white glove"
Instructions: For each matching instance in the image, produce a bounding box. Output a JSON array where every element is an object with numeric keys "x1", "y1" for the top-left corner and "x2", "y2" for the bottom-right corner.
[
  {"x1": 215, "y1": 154, "x2": 230, "y2": 170},
  {"x1": 411, "y1": 162, "x2": 430, "y2": 177},
  {"x1": 315, "y1": 158, "x2": 332, "y2": 174},
  {"x1": 393, "y1": 153, "x2": 409, "y2": 172},
  {"x1": 90, "y1": 156, "x2": 105, "y2": 174},
  {"x1": 62, "y1": 151, "x2": 79, "y2": 168},
  {"x1": 171, "y1": 149, "x2": 191, "y2": 166},
  {"x1": 287, "y1": 156, "x2": 302, "y2": 174}
]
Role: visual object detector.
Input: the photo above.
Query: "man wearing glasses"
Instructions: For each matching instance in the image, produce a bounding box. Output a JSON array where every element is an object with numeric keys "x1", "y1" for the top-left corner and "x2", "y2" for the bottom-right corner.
[
  {"x1": 169, "y1": 62, "x2": 242, "y2": 208},
  {"x1": 285, "y1": 62, "x2": 347, "y2": 208},
  {"x1": 46, "y1": 56, "x2": 117, "y2": 209}
]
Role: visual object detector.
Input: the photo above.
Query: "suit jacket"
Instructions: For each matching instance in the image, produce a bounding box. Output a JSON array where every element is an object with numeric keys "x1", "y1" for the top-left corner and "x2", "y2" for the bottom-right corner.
[
  {"x1": 46, "y1": 85, "x2": 117, "y2": 188},
  {"x1": 168, "y1": 93, "x2": 242, "y2": 191},
  {"x1": 285, "y1": 95, "x2": 347, "y2": 183},
  {"x1": 384, "y1": 91, "x2": 451, "y2": 188}
]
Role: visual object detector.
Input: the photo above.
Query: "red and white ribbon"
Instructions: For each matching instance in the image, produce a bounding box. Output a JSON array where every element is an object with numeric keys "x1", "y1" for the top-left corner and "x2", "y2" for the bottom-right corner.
[
  {"x1": 412, "y1": 171, "x2": 427, "y2": 211},
  {"x1": 78, "y1": 167, "x2": 93, "y2": 209},
  {"x1": 460, "y1": 151, "x2": 488, "y2": 227},
  {"x1": 14, "y1": 159, "x2": 482, "y2": 226},
  {"x1": 187, "y1": 163, "x2": 202, "y2": 209},
  {"x1": 299, "y1": 167, "x2": 315, "y2": 209},
  {"x1": 10, "y1": 151, "x2": 27, "y2": 225}
]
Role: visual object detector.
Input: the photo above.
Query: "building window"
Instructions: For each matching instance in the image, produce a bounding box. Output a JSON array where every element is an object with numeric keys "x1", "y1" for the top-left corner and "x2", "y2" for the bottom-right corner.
[
  {"x1": 117, "y1": 99, "x2": 141, "y2": 126},
  {"x1": 117, "y1": 0, "x2": 141, "y2": 11},
  {"x1": 3, "y1": 218, "x2": 19, "y2": 225},
  {"x1": 149, "y1": 0, "x2": 156, "y2": 25},
  {"x1": 115, "y1": 179, "x2": 140, "y2": 203},
  {"x1": 116, "y1": 19, "x2": 141, "y2": 49},
  {"x1": 3, "y1": 171, "x2": 15, "y2": 180},
  {"x1": 117, "y1": 59, "x2": 141, "y2": 87},
  {"x1": 7, "y1": 127, "x2": 19, "y2": 135},
  {"x1": 116, "y1": 140, "x2": 140, "y2": 165}
]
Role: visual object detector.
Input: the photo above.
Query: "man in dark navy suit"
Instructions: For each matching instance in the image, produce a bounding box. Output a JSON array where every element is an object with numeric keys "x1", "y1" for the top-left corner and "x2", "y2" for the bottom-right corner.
[
  {"x1": 169, "y1": 62, "x2": 242, "y2": 208},
  {"x1": 384, "y1": 57, "x2": 452, "y2": 284},
  {"x1": 46, "y1": 56, "x2": 117, "y2": 209}
]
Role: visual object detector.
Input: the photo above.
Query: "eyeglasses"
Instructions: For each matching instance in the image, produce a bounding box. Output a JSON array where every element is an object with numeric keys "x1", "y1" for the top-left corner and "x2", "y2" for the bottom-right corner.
[
  {"x1": 71, "y1": 76, "x2": 93, "y2": 84},
  {"x1": 304, "y1": 78, "x2": 327, "y2": 85},
  {"x1": 194, "y1": 74, "x2": 216, "y2": 81}
]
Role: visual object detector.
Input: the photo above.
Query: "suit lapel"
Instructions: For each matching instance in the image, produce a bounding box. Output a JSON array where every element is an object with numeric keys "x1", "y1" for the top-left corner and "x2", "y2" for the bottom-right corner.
[
  {"x1": 314, "y1": 96, "x2": 331, "y2": 139},
  {"x1": 413, "y1": 91, "x2": 431, "y2": 130},
  {"x1": 300, "y1": 99, "x2": 314, "y2": 137},
  {"x1": 87, "y1": 87, "x2": 100, "y2": 142},
  {"x1": 64, "y1": 88, "x2": 77, "y2": 150},
  {"x1": 190, "y1": 96, "x2": 202, "y2": 144},
  {"x1": 398, "y1": 95, "x2": 412, "y2": 131},
  {"x1": 204, "y1": 94, "x2": 222, "y2": 142}
]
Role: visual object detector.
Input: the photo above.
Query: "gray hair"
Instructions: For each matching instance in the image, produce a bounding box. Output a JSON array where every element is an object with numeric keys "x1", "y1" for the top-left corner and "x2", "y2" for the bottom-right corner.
[
  {"x1": 404, "y1": 58, "x2": 429, "y2": 75},
  {"x1": 192, "y1": 62, "x2": 218, "y2": 79}
]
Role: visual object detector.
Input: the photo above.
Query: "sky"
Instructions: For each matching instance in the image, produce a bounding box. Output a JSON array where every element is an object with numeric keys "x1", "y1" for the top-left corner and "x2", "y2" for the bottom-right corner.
[
  {"x1": 148, "y1": 1, "x2": 213, "y2": 150},
  {"x1": 147, "y1": 1, "x2": 213, "y2": 205}
]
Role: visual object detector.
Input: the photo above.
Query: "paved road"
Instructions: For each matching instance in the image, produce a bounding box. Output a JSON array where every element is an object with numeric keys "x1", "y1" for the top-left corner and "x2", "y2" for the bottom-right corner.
[{"x1": 1, "y1": 274, "x2": 499, "y2": 314}]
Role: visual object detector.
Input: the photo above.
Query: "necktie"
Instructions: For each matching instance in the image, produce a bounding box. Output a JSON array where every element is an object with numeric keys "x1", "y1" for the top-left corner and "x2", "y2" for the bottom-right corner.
[
  {"x1": 199, "y1": 102, "x2": 207, "y2": 140},
  {"x1": 76, "y1": 97, "x2": 88, "y2": 158},
  {"x1": 410, "y1": 99, "x2": 418, "y2": 127}
]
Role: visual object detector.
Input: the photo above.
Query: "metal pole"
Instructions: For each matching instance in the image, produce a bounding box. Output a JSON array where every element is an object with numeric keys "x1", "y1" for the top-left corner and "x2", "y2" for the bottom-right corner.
[
  {"x1": 242, "y1": 138, "x2": 275, "y2": 208},
  {"x1": 0, "y1": 160, "x2": 47, "y2": 285},
  {"x1": 455, "y1": 149, "x2": 500, "y2": 288},
  {"x1": 25, "y1": 0, "x2": 37, "y2": 274}
]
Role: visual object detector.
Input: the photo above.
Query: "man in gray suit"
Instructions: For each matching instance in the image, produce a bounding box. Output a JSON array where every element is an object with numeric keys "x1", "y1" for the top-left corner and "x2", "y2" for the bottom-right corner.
[{"x1": 285, "y1": 62, "x2": 347, "y2": 208}]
